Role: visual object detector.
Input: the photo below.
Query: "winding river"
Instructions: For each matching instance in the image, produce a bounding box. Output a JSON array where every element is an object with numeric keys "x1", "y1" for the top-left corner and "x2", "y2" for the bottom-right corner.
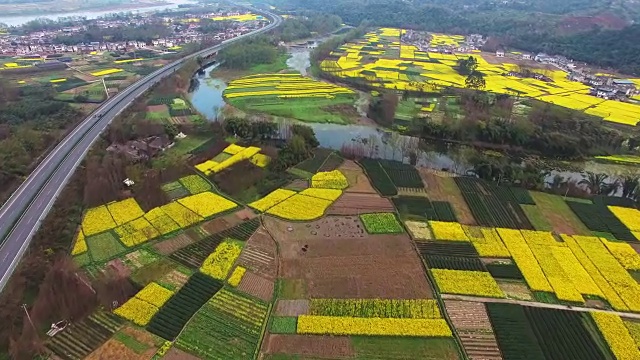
[{"x1": 187, "y1": 47, "x2": 635, "y2": 183}]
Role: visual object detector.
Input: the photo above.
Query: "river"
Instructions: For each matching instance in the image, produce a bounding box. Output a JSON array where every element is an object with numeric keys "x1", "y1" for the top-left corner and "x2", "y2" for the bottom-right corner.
[
  {"x1": 187, "y1": 47, "x2": 636, "y2": 184},
  {"x1": 0, "y1": 0, "x2": 195, "y2": 26}
]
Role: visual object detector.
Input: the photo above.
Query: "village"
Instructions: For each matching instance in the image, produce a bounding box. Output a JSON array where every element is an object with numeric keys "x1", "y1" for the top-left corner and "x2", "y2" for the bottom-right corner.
[
  {"x1": 401, "y1": 29, "x2": 640, "y2": 102},
  {"x1": 0, "y1": 8, "x2": 268, "y2": 60}
]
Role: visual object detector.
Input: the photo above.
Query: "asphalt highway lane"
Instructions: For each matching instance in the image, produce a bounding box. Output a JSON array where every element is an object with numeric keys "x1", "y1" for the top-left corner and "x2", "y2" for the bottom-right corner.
[{"x1": 0, "y1": 8, "x2": 282, "y2": 291}]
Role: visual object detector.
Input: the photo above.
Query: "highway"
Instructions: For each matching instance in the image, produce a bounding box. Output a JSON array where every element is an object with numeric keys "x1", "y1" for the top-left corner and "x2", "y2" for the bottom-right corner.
[{"x1": 0, "y1": 8, "x2": 283, "y2": 291}]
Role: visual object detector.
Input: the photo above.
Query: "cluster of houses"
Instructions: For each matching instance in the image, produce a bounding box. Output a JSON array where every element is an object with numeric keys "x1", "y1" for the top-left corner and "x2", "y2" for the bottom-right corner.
[
  {"x1": 401, "y1": 30, "x2": 488, "y2": 54},
  {"x1": 0, "y1": 10, "x2": 266, "y2": 58}
]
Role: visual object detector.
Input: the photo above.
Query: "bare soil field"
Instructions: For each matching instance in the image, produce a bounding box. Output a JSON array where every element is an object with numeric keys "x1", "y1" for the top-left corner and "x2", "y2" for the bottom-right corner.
[
  {"x1": 497, "y1": 280, "x2": 533, "y2": 301},
  {"x1": 237, "y1": 227, "x2": 277, "y2": 280},
  {"x1": 162, "y1": 348, "x2": 202, "y2": 360},
  {"x1": 444, "y1": 300, "x2": 502, "y2": 360},
  {"x1": 146, "y1": 104, "x2": 168, "y2": 113},
  {"x1": 262, "y1": 334, "x2": 355, "y2": 359},
  {"x1": 237, "y1": 270, "x2": 274, "y2": 302},
  {"x1": 338, "y1": 160, "x2": 377, "y2": 193},
  {"x1": 200, "y1": 212, "x2": 245, "y2": 235},
  {"x1": 86, "y1": 326, "x2": 161, "y2": 360},
  {"x1": 153, "y1": 233, "x2": 195, "y2": 255},
  {"x1": 327, "y1": 193, "x2": 394, "y2": 215},
  {"x1": 419, "y1": 170, "x2": 476, "y2": 225},
  {"x1": 160, "y1": 269, "x2": 190, "y2": 289},
  {"x1": 265, "y1": 217, "x2": 433, "y2": 299},
  {"x1": 168, "y1": 116, "x2": 190, "y2": 125},
  {"x1": 264, "y1": 216, "x2": 367, "y2": 240},
  {"x1": 274, "y1": 299, "x2": 310, "y2": 316},
  {"x1": 284, "y1": 179, "x2": 309, "y2": 191}
]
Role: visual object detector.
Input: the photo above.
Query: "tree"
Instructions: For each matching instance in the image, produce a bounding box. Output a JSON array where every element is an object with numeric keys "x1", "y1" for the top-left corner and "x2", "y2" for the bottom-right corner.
[
  {"x1": 621, "y1": 175, "x2": 639, "y2": 198},
  {"x1": 578, "y1": 171, "x2": 609, "y2": 194},
  {"x1": 456, "y1": 56, "x2": 478, "y2": 75},
  {"x1": 465, "y1": 71, "x2": 486, "y2": 90}
]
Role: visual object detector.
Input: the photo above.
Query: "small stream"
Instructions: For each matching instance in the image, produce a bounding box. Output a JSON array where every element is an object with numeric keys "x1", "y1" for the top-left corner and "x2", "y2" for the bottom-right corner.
[{"x1": 187, "y1": 47, "x2": 635, "y2": 182}]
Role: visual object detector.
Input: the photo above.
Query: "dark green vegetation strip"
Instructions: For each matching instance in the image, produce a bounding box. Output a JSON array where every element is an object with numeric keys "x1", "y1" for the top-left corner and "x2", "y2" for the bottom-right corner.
[
  {"x1": 47, "y1": 311, "x2": 123, "y2": 360},
  {"x1": 455, "y1": 177, "x2": 533, "y2": 229},
  {"x1": 270, "y1": 316, "x2": 298, "y2": 334},
  {"x1": 392, "y1": 196, "x2": 458, "y2": 222},
  {"x1": 170, "y1": 218, "x2": 260, "y2": 268},
  {"x1": 425, "y1": 254, "x2": 486, "y2": 271},
  {"x1": 359, "y1": 158, "x2": 397, "y2": 196},
  {"x1": 350, "y1": 337, "x2": 462, "y2": 360},
  {"x1": 509, "y1": 187, "x2": 536, "y2": 205},
  {"x1": 523, "y1": 307, "x2": 607, "y2": 360},
  {"x1": 415, "y1": 241, "x2": 480, "y2": 257},
  {"x1": 318, "y1": 152, "x2": 344, "y2": 172},
  {"x1": 294, "y1": 148, "x2": 334, "y2": 173},
  {"x1": 566, "y1": 201, "x2": 636, "y2": 242},
  {"x1": 378, "y1": 160, "x2": 423, "y2": 188},
  {"x1": 176, "y1": 288, "x2": 268, "y2": 359},
  {"x1": 146, "y1": 272, "x2": 224, "y2": 341},
  {"x1": 486, "y1": 303, "x2": 545, "y2": 360},
  {"x1": 486, "y1": 263, "x2": 524, "y2": 280}
]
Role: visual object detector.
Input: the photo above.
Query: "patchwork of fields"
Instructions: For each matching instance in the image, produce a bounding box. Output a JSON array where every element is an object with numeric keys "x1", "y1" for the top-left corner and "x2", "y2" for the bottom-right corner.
[
  {"x1": 320, "y1": 27, "x2": 640, "y2": 126},
  {"x1": 58, "y1": 146, "x2": 640, "y2": 360}
]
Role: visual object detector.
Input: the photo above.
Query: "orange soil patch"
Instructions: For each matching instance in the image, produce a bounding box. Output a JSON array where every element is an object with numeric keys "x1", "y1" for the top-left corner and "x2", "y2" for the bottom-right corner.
[
  {"x1": 85, "y1": 339, "x2": 156, "y2": 360},
  {"x1": 146, "y1": 104, "x2": 168, "y2": 113},
  {"x1": 200, "y1": 212, "x2": 244, "y2": 235},
  {"x1": 338, "y1": 160, "x2": 377, "y2": 193},
  {"x1": 262, "y1": 334, "x2": 355, "y2": 359},
  {"x1": 237, "y1": 270, "x2": 274, "y2": 302},
  {"x1": 153, "y1": 233, "x2": 195, "y2": 255},
  {"x1": 160, "y1": 269, "x2": 190, "y2": 289},
  {"x1": 419, "y1": 169, "x2": 476, "y2": 225},
  {"x1": 275, "y1": 299, "x2": 310, "y2": 316},
  {"x1": 237, "y1": 227, "x2": 277, "y2": 280},
  {"x1": 444, "y1": 300, "x2": 502, "y2": 360},
  {"x1": 327, "y1": 192, "x2": 394, "y2": 215},
  {"x1": 265, "y1": 217, "x2": 433, "y2": 299},
  {"x1": 234, "y1": 208, "x2": 257, "y2": 221},
  {"x1": 162, "y1": 348, "x2": 201, "y2": 360}
]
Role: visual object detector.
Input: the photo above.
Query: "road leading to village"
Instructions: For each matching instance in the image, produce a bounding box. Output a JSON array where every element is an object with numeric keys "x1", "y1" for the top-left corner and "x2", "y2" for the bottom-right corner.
[{"x1": 0, "y1": 7, "x2": 283, "y2": 292}]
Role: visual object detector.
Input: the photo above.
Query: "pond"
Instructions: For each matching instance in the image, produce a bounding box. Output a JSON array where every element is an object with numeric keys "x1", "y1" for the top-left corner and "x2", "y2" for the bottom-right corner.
[{"x1": 187, "y1": 46, "x2": 633, "y2": 185}]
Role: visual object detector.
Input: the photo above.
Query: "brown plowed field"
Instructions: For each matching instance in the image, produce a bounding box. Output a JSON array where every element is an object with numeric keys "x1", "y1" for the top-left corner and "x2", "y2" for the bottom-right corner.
[
  {"x1": 419, "y1": 169, "x2": 476, "y2": 225},
  {"x1": 444, "y1": 300, "x2": 502, "y2": 360},
  {"x1": 262, "y1": 334, "x2": 355, "y2": 359},
  {"x1": 265, "y1": 217, "x2": 433, "y2": 299},
  {"x1": 327, "y1": 193, "x2": 394, "y2": 215},
  {"x1": 237, "y1": 227, "x2": 277, "y2": 280},
  {"x1": 153, "y1": 233, "x2": 194, "y2": 255},
  {"x1": 200, "y1": 212, "x2": 244, "y2": 235},
  {"x1": 264, "y1": 216, "x2": 367, "y2": 240},
  {"x1": 146, "y1": 104, "x2": 168, "y2": 113},
  {"x1": 274, "y1": 299, "x2": 310, "y2": 316},
  {"x1": 338, "y1": 160, "x2": 377, "y2": 193},
  {"x1": 162, "y1": 348, "x2": 201, "y2": 360},
  {"x1": 237, "y1": 270, "x2": 274, "y2": 302}
]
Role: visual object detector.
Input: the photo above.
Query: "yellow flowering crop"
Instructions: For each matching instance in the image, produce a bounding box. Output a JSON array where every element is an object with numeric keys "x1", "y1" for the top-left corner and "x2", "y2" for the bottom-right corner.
[
  {"x1": 429, "y1": 221, "x2": 469, "y2": 241},
  {"x1": 592, "y1": 312, "x2": 640, "y2": 360},
  {"x1": 160, "y1": 202, "x2": 203, "y2": 228},
  {"x1": 114, "y1": 297, "x2": 159, "y2": 326},
  {"x1": 521, "y1": 230, "x2": 565, "y2": 247},
  {"x1": 561, "y1": 235, "x2": 627, "y2": 311},
  {"x1": 135, "y1": 282, "x2": 174, "y2": 307},
  {"x1": 497, "y1": 228, "x2": 552, "y2": 292},
  {"x1": 115, "y1": 217, "x2": 160, "y2": 247},
  {"x1": 624, "y1": 320, "x2": 640, "y2": 347},
  {"x1": 82, "y1": 205, "x2": 117, "y2": 236},
  {"x1": 463, "y1": 226, "x2": 509, "y2": 257},
  {"x1": 178, "y1": 191, "x2": 237, "y2": 218},
  {"x1": 106, "y1": 198, "x2": 145, "y2": 225},
  {"x1": 405, "y1": 221, "x2": 432, "y2": 240},
  {"x1": 91, "y1": 68, "x2": 123, "y2": 76},
  {"x1": 227, "y1": 266, "x2": 246, "y2": 287},
  {"x1": 309, "y1": 299, "x2": 441, "y2": 319},
  {"x1": 551, "y1": 246, "x2": 603, "y2": 297},
  {"x1": 198, "y1": 146, "x2": 260, "y2": 174},
  {"x1": 266, "y1": 194, "x2": 333, "y2": 221},
  {"x1": 299, "y1": 188, "x2": 342, "y2": 201},
  {"x1": 114, "y1": 58, "x2": 144, "y2": 64},
  {"x1": 195, "y1": 160, "x2": 219, "y2": 175},
  {"x1": 71, "y1": 230, "x2": 87, "y2": 255},
  {"x1": 249, "y1": 153, "x2": 270, "y2": 168},
  {"x1": 311, "y1": 170, "x2": 349, "y2": 189},
  {"x1": 200, "y1": 239, "x2": 243, "y2": 280},
  {"x1": 50, "y1": 78, "x2": 66, "y2": 83},
  {"x1": 530, "y1": 244, "x2": 583, "y2": 303},
  {"x1": 603, "y1": 239, "x2": 640, "y2": 270},
  {"x1": 223, "y1": 143, "x2": 245, "y2": 154},
  {"x1": 431, "y1": 269, "x2": 505, "y2": 298},
  {"x1": 573, "y1": 235, "x2": 640, "y2": 312},
  {"x1": 608, "y1": 206, "x2": 640, "y2": 231},
  {"x1": 248, "y1": 188, "x2": 297, "y2": 212},
  {"x1": 144, "y1": 207, "x2": 180, "y2": 235},
  {"x1": 297, "y1": 315, "x2": 452, "y2": 337}
]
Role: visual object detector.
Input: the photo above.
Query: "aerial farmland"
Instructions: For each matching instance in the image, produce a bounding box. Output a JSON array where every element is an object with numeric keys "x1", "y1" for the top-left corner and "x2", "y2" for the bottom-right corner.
[{"x1": 321, "y1": 28, "x2": 640, "y2": 126}]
